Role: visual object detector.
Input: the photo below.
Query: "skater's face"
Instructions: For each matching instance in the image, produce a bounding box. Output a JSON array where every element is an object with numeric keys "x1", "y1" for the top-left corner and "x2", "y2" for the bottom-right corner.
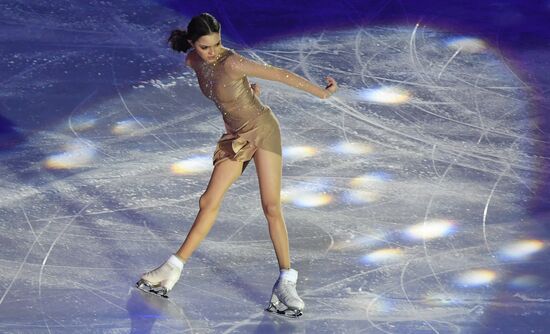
[{"x1": 190, "y1": 32, "x2": 223, "y2": 64}]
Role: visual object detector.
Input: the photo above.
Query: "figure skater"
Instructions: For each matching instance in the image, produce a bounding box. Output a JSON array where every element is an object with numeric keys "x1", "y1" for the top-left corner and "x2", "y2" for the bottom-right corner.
[{"x1": 136, "y1": 12, "x2": 337, "y2": 317}]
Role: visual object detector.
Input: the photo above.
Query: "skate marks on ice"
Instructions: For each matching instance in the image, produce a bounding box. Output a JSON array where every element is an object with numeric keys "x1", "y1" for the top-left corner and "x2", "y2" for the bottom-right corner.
[
  {"x1": 241, "y1": 26, "x2": 544, "y2": 333},
  {"x1": 0, "y1": 1, "x2": 548, "y2": 332},
  {"x1": 175, "y1": 26, "x2": 543, "y2": 333}
]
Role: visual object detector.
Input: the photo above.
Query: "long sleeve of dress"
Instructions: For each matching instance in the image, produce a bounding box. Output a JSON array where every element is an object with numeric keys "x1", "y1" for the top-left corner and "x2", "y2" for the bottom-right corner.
[{"x1": 224, "y1": 52, "x2": 330, "y2": 99}]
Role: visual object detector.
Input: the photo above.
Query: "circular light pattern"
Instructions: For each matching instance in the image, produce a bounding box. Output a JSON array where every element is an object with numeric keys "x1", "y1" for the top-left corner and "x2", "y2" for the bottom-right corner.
[
  {"x1": 170, "y1": 156, "x2": 212, "y2": 175},
  {"x1": 445, "y1": 37, "x2": 487, "y2": 53},
  {"x1": 281, "y1": 182, "x2": 332, "y2": 208},
  {"x1": 361, "y1": 248, "x2": 403, "y2": 264},
  {"x1": 345, "y1": 172, "x2": 390, "y2": 205},
  {"x1": 343, "y1": 189, "x2": 380, "y2": 204},
  {"x1": 282, "y1": 145, "x2": 318, "y2": 159},
  {"x1": 44, "y1": 141, "x2": 96, "y2": 169},
  {"x1": 498, "y1": 239, "x2": 545, "y2": 260},
  {"x1": 69, "y1": 116, "x2": 97, "y2": 131},
  {"x1": 405, "y1": 219, "x2": 455, "y2": 240},
  {"x1": 359, "y1": 86, "x2": 411, "y2": 105},
  {"x1": 350, "y1": 173, "x2": 390, "y2": 188},
  {"x1": 333, "y1": 142, "x2": 374, "y2": 155},
  {"x1": 112, "y1": 119, "x2": 142, "y2": 135},
  {"x1": 292, "y1": 193, "x2": 332, "y2": 208},
  {"x1": 455, "y1": 269, "x2": 497, "y2": 287}
]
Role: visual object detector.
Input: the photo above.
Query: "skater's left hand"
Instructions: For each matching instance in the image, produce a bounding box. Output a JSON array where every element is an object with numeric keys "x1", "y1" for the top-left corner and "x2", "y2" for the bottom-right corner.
[
  {"x1": 325, "y1": 76, "x2": 338, "y2": 95},
  {"x1": 250, "y1": 82, "x2": 260, "y2": 96}
]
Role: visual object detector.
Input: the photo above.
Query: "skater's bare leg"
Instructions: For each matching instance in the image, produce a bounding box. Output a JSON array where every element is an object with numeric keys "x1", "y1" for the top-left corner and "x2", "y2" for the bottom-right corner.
[
  {"x1": 254, "y1": 148, "x2": 290, "y2": 270},
  {"x1": 175, "y1": 158, "x2": 243, "y2": 261}
]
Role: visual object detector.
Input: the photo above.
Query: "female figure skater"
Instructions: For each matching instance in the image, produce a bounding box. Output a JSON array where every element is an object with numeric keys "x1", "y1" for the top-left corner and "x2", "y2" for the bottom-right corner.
[{"x1": 136, "y1": 13, "x2": 337, "y2": 317}]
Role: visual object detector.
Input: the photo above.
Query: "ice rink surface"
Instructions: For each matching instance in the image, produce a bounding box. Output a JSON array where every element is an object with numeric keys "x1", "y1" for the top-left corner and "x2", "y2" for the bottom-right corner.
[{"x1": 1, "y1": 1, "x2": 549, "y2": 333}]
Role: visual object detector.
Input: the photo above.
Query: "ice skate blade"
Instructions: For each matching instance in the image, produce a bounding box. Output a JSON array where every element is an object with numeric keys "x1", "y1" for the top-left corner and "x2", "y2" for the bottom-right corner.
[
  {"x1": 135, "y1": 279, "x2": 169, "y2": 299},
  {"x1": 265, "y1": 303, "x2": 303, "y2": 318}
]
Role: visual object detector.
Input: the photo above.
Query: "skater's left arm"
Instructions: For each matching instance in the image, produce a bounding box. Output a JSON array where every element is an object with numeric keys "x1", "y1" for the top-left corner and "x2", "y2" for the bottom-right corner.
[{"x1": 224, "y1": 52, "x2": 337, "y2": 99}]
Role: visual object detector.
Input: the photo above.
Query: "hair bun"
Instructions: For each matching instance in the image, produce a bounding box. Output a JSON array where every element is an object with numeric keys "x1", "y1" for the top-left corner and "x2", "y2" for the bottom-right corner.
[
  {"x1": 170, "y1": 29, "x2": 187, "y2": 39},
  {"x1": 168, "y1": 29, "x2": 192, "y2": 53}
]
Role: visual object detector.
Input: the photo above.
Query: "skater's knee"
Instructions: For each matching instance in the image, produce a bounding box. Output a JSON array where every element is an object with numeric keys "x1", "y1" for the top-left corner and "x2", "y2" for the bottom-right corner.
[
  {"x1": 262, "y1": 202, "x2": 282, "y2": 218},
  {"x1": 199, "y1": 193, "x2": 221, "y2": 212}
]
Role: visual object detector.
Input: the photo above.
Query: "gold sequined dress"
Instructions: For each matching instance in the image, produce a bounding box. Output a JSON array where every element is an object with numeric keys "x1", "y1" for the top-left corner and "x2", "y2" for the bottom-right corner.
[{"x1": 188, "y1": 47, "x2": 326, "y2": 172}]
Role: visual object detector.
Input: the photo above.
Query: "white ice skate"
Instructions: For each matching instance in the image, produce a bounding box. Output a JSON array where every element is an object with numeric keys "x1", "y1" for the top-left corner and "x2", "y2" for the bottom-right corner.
[
  {"x1": 266, "y1": 268, "x2": 305, "y2": 317},
  {"x1": 136, "y1": 255, "x2": 184, "y2": 298}
]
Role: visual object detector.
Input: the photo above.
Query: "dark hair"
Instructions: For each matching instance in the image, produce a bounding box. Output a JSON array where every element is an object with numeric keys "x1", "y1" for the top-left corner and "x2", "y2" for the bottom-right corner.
[{"x1": 168, "y1": 13, "x2": 221, "y2": 53}]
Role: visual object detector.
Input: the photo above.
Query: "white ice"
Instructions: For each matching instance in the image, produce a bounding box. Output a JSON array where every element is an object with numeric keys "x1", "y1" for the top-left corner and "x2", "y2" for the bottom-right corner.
[{"x1": 0, "y1": 1, "x2": 547, "y2": 333}]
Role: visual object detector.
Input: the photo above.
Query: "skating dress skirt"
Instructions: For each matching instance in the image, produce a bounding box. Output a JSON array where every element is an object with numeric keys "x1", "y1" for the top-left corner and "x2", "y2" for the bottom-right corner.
[{"x1": 193, "y1": 48, "x2": 282, "y2": 173}]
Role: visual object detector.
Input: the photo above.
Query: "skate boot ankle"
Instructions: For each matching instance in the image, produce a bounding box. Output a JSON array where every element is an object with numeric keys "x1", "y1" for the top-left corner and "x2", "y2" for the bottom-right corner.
[
  {"x1": 136, "y1": 254, "x2": 184, "y2": 298},
  {"x1": 266, "y1": 268, "x2": 305, "y2": 317}
]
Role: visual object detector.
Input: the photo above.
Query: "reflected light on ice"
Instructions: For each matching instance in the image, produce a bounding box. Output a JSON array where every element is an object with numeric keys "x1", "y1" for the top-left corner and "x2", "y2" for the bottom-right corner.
[
  {"x1": 281, "y1": 185, "x2": 332, "y2": 208},
  {"x1": 446, "y1": 37, "x2": 487, "y2": 53},
  {"x1": 498, "y1": 239, "x2": 545, "y2": 260},
  {"x1": 350, "y1": 172, "x2": 390, "y2": 187},
  {"x1": 331, "y1": 234, "x2": 387, "y2": 251},
  {"x1": 44, "y1": 140, "x2": 96, "y2": 169},
  {"x1": 332, "y1": 142, "x2": 374, "y2": 155},
  {"x1": 509, "y1": 275, "x2": 541, "y2": 289},
  {"x1": 359, "y1": 86, "x2": 411, "y2": 105},
  {"x1": 405, "y1": 219, "x2": 455, "y2": 240},
  {"x1": 345, "y1": 172, "x2": 389, "y2": 204},
  {"x1": 171, "y1": 156, "x2": 211, "y2": 175},
  {"x1": 456, "y1": 269, "x2": 497, "y2": 287},
  {"x1": 293, "y1": 193, "x2": 332, "y2": 208},
  {"x1": 69, "y1": 116, "x2": 97, "y2": 131},
  {"x1": 361, "y1": 248, "x2": 403, "y2": 264},
  {"x1": 424, "y1": 292, "x2": 463, "y2": 306},
  {"x1": 112, "y1": 119, "x2": 141, "y2": 135},
  {"x1": 282, "y1": 145, "x2": 318, "y2": 159},
  {"x1": 343, "y1": 189, "x2": 380, "y2": 204}
]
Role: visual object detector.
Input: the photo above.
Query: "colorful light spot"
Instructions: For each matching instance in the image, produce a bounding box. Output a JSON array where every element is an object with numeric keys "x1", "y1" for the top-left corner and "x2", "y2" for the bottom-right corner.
[
  {"x1": 333, "y1": 142, "x2": 374, "y2": 155},
  {"x1": 69, "y1": 116, "x2": 97, "y2": 131},
  {"x1": 405, "y1": 219, "x2": 455, "y2": 240},
  {"x1": 361, "y1": 248, "x2": 403, "y2": 264},
  {"x1": 456, "y1": 269, "x2": 497, "y2": 287},
  {"x1": 350, "y1": 173, "x2": 390, "y2": 187},
  {"x1": 293, "y1": 193, "x2": 332, "y2": 208},
  {"x1": 281, "y1": 182, "x2": 332, "y2": 208},
  {"x1": 112, "y1": 119, "x2": 141, "y2": 135},
  {"x1": 170, "y1": 156, "x2": 211, "y2": 175},
  {"x1": 44, "y1": 141, "x2": 96, "y2": 169},
  {"x1": 282, "y1": 146, "x2": 318, "y2": 159},
  {"x1": 359, "y1": 86, "x2": 411, "y2": 105},
  {"x1": 343, "y1": 189, "x2": 380, "y2": 204},
  {"x1": 446, "y1": 37, "x2": 487, "y2": 53},
  {"x1": 499, "y1": 240, "x2": 545, "y2": 260}
]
